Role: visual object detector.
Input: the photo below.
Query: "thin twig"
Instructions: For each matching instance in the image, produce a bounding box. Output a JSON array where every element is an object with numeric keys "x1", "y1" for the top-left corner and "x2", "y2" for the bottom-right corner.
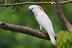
[
  {"x1": 5, "y1": 0, "x2": 8, "y2": 4},
  {"x1": 0, "y1": 0, "x2": 72, "y2": 6}
]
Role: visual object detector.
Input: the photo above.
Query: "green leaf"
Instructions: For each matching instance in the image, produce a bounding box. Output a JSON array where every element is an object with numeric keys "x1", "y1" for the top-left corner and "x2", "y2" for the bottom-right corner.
[{"x1": 56, "y1": 31, "x2": 72, "y2": 48}]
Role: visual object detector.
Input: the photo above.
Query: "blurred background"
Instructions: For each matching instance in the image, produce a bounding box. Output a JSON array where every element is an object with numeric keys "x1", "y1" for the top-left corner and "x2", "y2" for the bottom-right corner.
[{"x1": 0, "y1": 0, "x2": 72, "y2": 48}]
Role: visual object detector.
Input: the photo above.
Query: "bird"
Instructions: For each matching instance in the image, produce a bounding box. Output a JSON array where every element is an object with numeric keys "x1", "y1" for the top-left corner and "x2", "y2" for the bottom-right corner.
[{"x1": 28, "y1": 5, "x2": 56, "y2": 45}]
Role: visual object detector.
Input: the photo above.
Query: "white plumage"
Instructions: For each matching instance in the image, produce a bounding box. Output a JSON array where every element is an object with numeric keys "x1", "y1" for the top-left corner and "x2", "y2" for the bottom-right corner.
[{"x1": 29, "y1": 5, "x2": 56, "y2": 45}]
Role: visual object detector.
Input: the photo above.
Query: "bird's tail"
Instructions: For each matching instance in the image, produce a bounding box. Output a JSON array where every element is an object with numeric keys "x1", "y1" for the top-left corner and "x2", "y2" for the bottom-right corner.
[
  {"x1": 49, "y1": 35, "x2": 56, "y2": 45},
  {"x1": 46, "y1": 28, "x2": 56, "y2": 45}
]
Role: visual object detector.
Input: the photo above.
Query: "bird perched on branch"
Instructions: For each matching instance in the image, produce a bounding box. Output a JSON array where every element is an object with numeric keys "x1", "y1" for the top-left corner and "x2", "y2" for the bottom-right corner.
[{"x1": 28, "y1": 5, "x2": 56, "y2": 45}]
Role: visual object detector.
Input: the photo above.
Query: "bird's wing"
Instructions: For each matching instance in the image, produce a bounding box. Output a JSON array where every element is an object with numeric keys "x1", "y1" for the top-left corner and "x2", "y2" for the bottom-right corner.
[{"x1": 36, "y1": 12, "x2": 55, "y2": 37}]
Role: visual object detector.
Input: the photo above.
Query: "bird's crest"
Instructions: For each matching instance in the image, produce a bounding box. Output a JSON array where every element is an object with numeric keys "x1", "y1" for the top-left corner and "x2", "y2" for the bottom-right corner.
[{"x1": 38, "y1": 6, "x2": 43, "y2": 11}]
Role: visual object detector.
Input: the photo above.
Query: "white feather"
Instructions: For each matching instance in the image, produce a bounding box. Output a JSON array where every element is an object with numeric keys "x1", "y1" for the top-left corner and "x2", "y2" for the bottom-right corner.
[
  {"x1": 36, "y1": 12, "x2": 56, "y2": 45},
  {"x1": 29, "y1": 5, "x2": 56, "y2": 45}
]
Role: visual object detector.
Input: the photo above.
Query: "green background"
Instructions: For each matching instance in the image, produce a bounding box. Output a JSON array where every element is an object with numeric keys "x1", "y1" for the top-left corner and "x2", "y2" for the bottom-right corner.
[{"x1": 0, "y1": 0, "x2": 72, "y2": 48}]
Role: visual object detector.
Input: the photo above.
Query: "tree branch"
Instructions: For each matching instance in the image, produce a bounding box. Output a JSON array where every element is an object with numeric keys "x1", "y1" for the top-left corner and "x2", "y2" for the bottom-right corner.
[
  {"x1": 0, "y1": 0, "x2": 72, "y2": 6},
  {"x1": 54, "y1": 0, "x2": 72, "y2": 32},
  {"x1": 62, "y1": 0, "x2": 72, "y2": 4},
  {"x1": 0, "y1": 22, "x2": 57, "y2": 40}
]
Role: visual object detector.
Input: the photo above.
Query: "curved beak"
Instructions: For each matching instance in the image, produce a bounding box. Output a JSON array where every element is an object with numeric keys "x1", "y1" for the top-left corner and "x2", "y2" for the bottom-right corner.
[{"x1": 28, "y1": 9, "x2": 34, "y2": 14}]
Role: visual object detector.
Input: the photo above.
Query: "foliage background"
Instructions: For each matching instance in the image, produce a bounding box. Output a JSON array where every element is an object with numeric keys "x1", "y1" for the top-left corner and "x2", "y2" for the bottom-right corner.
[{"x1": 0, "y1": 0, "x2": 72, "y2": 48}]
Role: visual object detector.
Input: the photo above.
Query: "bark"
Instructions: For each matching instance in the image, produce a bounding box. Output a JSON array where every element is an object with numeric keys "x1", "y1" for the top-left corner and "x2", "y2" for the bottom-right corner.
[
  {"x1": 0, "y1": 0, "x2": 72, "y2": 6},
  {"x1": 54, "y1": 0, "x2": 72, "y2": 32},
  {"x1": 0, "y1": 22, "x2": 57, "y2": 40}
]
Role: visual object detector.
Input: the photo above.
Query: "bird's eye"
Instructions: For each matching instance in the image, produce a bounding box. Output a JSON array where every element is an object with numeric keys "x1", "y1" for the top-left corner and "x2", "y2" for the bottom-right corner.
[{"x1": 32, "y1": 8, "x2": 33, "y2": 9}]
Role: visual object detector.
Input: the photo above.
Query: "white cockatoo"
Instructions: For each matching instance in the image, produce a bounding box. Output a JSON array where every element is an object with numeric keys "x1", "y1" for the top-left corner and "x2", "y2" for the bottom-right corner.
[{"x1": 28, "y1": 5, "x2": 56, "y2": 45}]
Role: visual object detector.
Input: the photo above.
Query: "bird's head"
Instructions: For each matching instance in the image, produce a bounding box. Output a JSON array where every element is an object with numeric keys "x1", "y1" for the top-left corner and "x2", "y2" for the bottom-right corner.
[{"x1": 28, "y1": 5, "x2": 43, "y2": 14}]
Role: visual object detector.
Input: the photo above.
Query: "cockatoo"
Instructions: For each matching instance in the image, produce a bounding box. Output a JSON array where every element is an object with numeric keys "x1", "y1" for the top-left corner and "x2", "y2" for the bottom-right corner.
[{"x1": 28, "y1": 5, "x2": 56, "y2": 45}]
